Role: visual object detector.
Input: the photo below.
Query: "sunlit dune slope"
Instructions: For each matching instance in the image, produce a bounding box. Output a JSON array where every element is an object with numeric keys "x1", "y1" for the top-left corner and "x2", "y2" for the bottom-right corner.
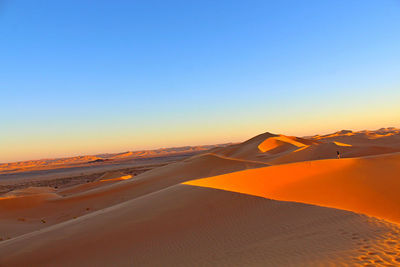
[
  {"x1": 1, "y1": 185, "x2": 400, "y2": 266},
  {"x1": 333, "y1": 141, "x2": 352, "y2": 147},
  {"x1": 0, "y1": 153, "x2": 267, "y2": 238},
  {"x1": 211, "y1": 132, "x2": 316, "y2": 162},
  {"x1": 109, "y1": 151, "x2": 134, "y2": 159},
  {"x1": 257, "y1": 135, "x2": 308, "y2": 153},
  {"x1": 185, "y1": 152, "x2": 400, "y2": 223},
  {"x1": 97, "y1": 171, "x2": 133, "y2": 182}
]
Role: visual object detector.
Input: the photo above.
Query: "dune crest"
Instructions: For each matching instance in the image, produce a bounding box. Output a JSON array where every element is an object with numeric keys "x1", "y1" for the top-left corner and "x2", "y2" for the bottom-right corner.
[
  {"x1": 333, "y1": 141, "x2": 352, "y2": 147},
  {"x1": 257, "y1": 135, "x2": 307, "y2": 153}
]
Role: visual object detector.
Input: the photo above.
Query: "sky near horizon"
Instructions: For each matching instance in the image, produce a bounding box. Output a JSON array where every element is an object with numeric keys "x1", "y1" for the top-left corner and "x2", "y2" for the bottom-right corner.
[{"x1": 1, "y1": 0, "x2": 400, "y2": 163}]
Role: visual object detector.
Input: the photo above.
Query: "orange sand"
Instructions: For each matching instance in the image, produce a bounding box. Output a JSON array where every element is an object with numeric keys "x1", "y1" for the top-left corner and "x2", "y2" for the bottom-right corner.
[
  {"x1": 1, "y1": 185, "x2": 400, "y2": 266},
  {"x1": 185, "y1": 152, "x2": 400, "y2": 223},
  {"x1": 1, "y1": 127, "x2": 400, "y2": 266}
]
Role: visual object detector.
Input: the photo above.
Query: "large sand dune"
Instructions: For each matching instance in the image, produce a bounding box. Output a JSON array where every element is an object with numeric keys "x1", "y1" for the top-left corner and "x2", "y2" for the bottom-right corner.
[
  {"x1": 1, "y1": 127, "x2": 400, "y2": 266},
  {"x1": 1, "y1": 185, "x2": 400, "y2": 266},
  {"x1": 0, "y1": 153, "x2": 266, "y2": 238}
]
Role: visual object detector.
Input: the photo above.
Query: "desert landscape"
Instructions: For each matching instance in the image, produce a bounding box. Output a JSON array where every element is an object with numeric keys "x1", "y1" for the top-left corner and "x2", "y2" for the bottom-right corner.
[
  {"x1": 2, "y1": 2, "x2": 399, "y2": 266},
  {"x1": 1, "y1": 127, "x2": 400, "y2": 266}
]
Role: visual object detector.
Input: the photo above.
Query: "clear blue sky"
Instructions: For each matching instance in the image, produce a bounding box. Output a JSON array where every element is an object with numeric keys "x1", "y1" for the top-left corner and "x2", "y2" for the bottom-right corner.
[{"x1": 1, "y1": 0, "x2": 400, "y2": 162}]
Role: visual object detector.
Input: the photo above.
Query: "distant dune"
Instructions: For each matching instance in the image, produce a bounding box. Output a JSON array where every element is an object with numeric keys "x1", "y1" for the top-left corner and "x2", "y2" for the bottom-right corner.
[
  {"x1": 212, "y1": 127, "x2": 400, "y2": 164},
  {"x1": 1, "y1": 127, "x2": 400, "y2": 266},
  {"x1": 0, "y1": 144, "x2": 228, "y2": 174}
]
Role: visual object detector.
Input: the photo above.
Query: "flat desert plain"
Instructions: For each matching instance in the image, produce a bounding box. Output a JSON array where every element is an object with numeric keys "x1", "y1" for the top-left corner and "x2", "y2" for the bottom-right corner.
[{"x1": 1, "y1": 128, "x2": 400, "y2": 266}]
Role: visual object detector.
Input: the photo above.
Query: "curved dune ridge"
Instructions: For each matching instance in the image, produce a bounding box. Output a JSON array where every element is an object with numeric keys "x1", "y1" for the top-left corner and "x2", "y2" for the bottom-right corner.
[
  {"x1": 257, "y1": 135, "x2": 308, "y2": 153},
  {"x1": 333, "y1": 141, "x2": 352, "y2": 147},
  {"x1": 185, "y1": 152, "x2": 400, "y2": 223}
]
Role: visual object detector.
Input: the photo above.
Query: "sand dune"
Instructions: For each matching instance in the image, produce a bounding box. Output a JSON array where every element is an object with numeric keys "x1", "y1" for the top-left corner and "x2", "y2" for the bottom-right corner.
[
  {"x1": 211, "y1": 132, "x2": 315, "y2": 162},
  {"x1": 0, "y1": 187, "x2": 60, "y2": 210},
  {"x1": 186, "y1": 152, "x2": 400, "y2": 223},
  {"x1": 0, "y1": 153, "x2": 267, "y2": 239},
  {"x1": 57, "y1": 171, "x2": 133, "y2": 194},
  {"x1": 0, "y1": 144, "x2": 226, "y2": 174},
  {"x1": 1, "y1": 185, "x2": 400, "y2": 266},
  {"x1": 257, "y1": 135, "x2": 308, "y2": 153},
  {"x1": 1, "y1": 127, "x2": 400, "y2": 266},
  {"x1": 212, "y1": 127, "x2": 400, "y2": 165},
  {"x1": 312, "y1": 128, "x2": 400, "y2": 146},
  {"x1": 56, "y1": 171, "x2": 133, "y2": 196}
]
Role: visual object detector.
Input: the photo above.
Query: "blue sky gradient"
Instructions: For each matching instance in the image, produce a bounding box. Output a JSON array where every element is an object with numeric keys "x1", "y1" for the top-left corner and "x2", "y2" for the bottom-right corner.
[{"x1": 1, "y1": 0, "x2": 400, "y2": 162}]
